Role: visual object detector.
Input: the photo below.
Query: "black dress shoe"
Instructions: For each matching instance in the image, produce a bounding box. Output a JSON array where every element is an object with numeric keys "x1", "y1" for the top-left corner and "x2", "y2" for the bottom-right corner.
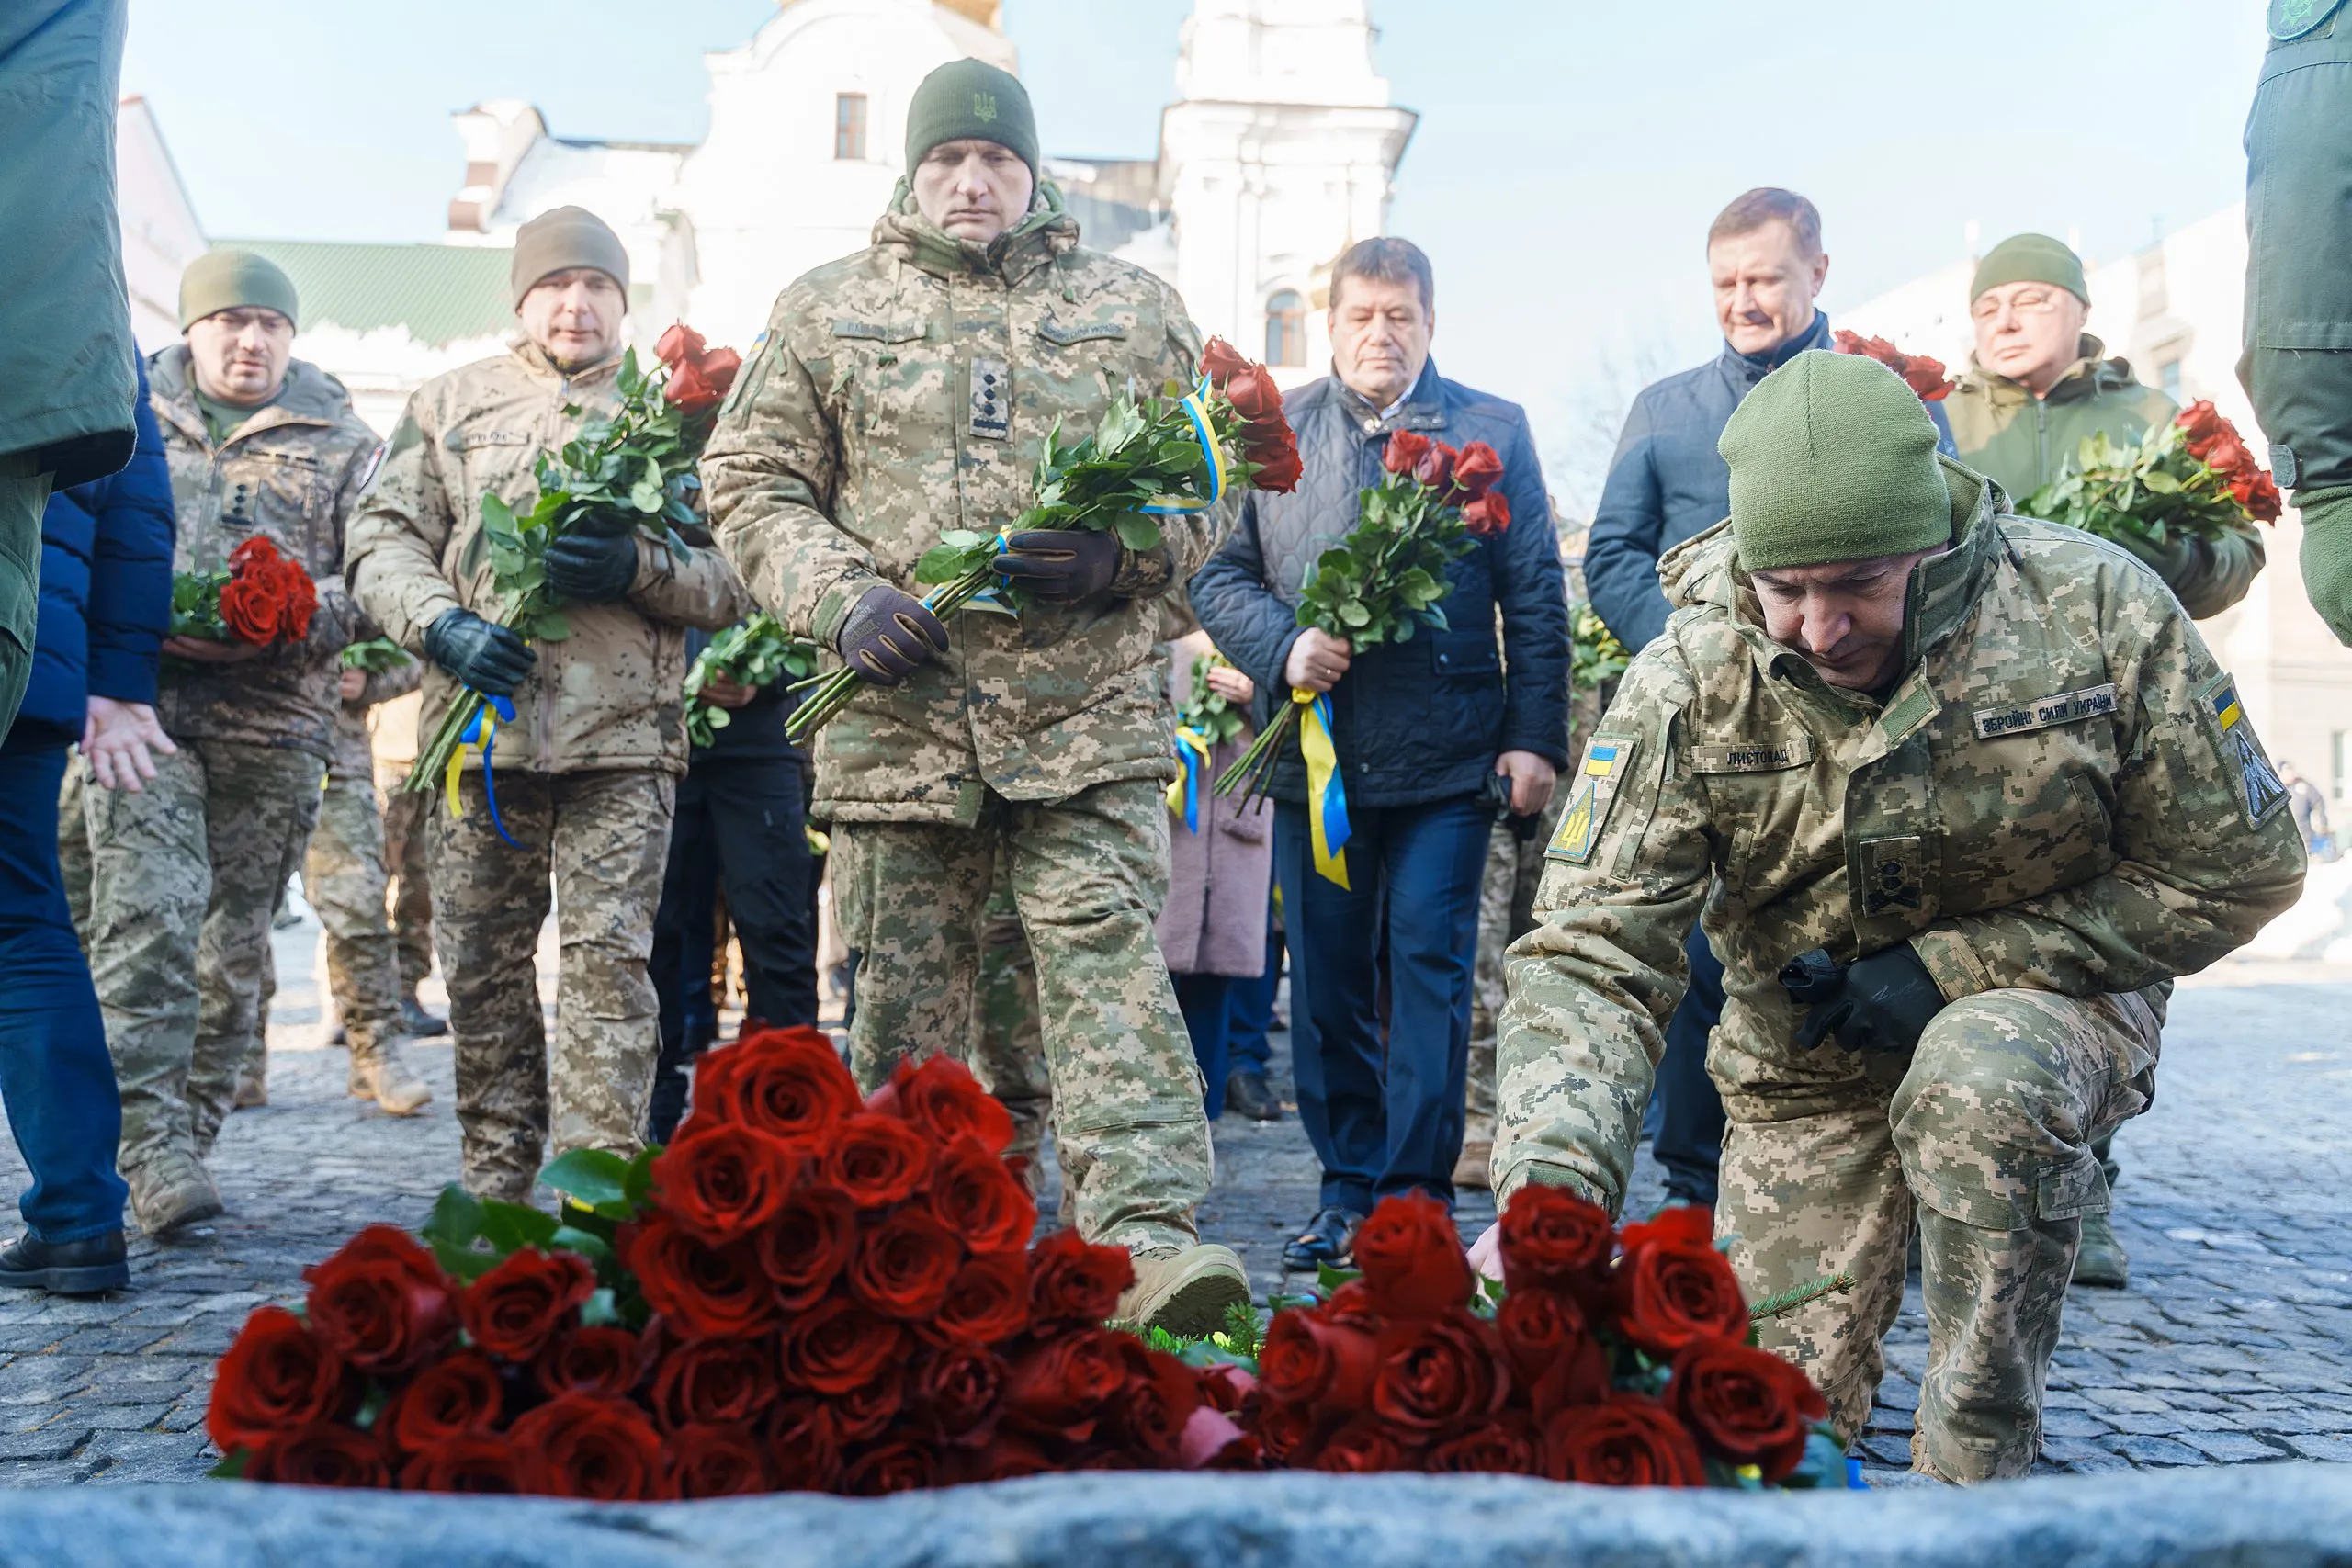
[
  {"x1": 0, "y1": 1232, "x2": 129, "y2": 1295},
  {"x1": 1281, "y1": 1205, "x2": 1363, "y2": 1272},
  {"x1": 1224, "y1": 1069, "x2": 1285, "y2": 1122},
  {"x1": 401, "y1": 998, "x2": 450, "y2": 1039}
]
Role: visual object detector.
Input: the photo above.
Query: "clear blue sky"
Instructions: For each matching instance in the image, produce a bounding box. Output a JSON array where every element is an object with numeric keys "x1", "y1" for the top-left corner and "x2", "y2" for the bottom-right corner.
[{"x1": 124, "y1": 0, "x2": 2270, "y2": 502}]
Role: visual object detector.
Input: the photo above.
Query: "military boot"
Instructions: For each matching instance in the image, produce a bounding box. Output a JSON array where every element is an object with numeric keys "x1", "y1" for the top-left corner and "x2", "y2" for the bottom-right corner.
[
  {"x1": 400, "y1": 995, "x2": 450, "y2": 1040},
  {"x1": 1453, "y1": 1113, "x2": 1495, "y2": 1190},
  {"x1": 232, "y1": 1061, "x2": 267, "y2": 1109},
  {"x1": 128, "y1": 1152, "x2": 223, "y2": 1237},
  {"x1": 1117, "y1": 1244, "x2": 1252, "y2": 1339},
  {"x1": 2072, "y1": 1211, "x2": 2129, "y2": 1289},
  {"x1": 349, "y1": 1037, "x2": 433, "y2": 1117}
]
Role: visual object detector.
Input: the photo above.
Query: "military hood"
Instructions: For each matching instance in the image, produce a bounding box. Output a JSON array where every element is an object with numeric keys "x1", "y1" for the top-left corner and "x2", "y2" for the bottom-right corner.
[
  {"x1": 149, "y1": 343, "x2": 358, "y2": 446},
  {"x1": 1959, "y1": 334, "x2": 2144, "y2": 410},
  {"x1": 870, "y1": 179, "x2": 1080, "y2": 286}
]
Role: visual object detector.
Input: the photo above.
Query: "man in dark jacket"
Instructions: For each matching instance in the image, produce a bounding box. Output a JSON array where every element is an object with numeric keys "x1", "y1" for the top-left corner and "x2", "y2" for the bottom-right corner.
[
  {"x1": 0, "y1": 354, "x2": 173, "y2": 1293},
  {"x1": 1193, "y1": 237, "x2": 1569, "y2": 1266}
]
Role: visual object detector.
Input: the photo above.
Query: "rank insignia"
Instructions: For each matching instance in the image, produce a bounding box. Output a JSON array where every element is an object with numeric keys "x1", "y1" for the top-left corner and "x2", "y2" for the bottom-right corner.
[
  {"x1": 1547, "y1": 736, "x2": 1638, "y2": 867},
  {"x1": 1858, "y1": 835, "x2": 1927, "y2": 917},
  {"x1": 2201, "y1": 675, "x2": 2290, "y2": 828}
]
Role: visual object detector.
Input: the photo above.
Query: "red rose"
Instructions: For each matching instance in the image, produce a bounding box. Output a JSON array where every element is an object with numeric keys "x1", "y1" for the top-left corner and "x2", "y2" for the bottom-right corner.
[
  {"x1": 228, "y1": 536, "x2": 283, "y2": 573},
  {"x1": 1901, "y1": 355, "x2": 1956, "y2": 401},
  {"x1": 963, "y1": 1434, "x2": 1056, "y2": 1482},
  {"x1": 271, "y1": 558, "x2": 317, "y2": 641},
  {"x1": 624, "y1": 1213, "x2": 777, "y2": 1341},
  {"x1": 1257, "y1": 1306, "x2": 1379, "y2": 1410},
  {"x1": 1025, "y1": 1227, "x2": 1135, "y2": 1326},
  {"x1": 1198, "y1": 1362, "x2": 1255, "y2": 1413},
  {"x1": 865, "y1": 1054, "x2": 1015, "y2": 1156},
  {"x1": 782, "y1": 1297, "x2": 906, "y2": 1394},
  {"x1": 1002, "y1": 1327, "x2": 1127, "y2": 1438},
  {"x1": 532, "y1": 1325, "x2": 646, "y2": 1400},
  {"x1": 1371, "y1": 1307, "x2": 1506, "y2": 1434},
  {"x1": 1223, "y1": 363, "x2": 1283, "y2": 424},
  {"x1": 2238, "y1": 468, "x2": 2283, "y2": 522},
  {"x1": 840, "y1": 1438, "x2": 940, "y2": 1496},
  {"x1": 821, "y1": 1111, "x2": 933, "y2": 1209},
  {"x1": 754, "y1": 1179, "x2": 858, "y2": 1310},
  {"x1": 1461, "y1": 491, "x2": 1511, "y2": 536},
  {"x1": 832, "y1": 1364, "x2": 906, "y2": 1443},
  {"x1": 1669, "y1": 1340, "x2": 1829, "y2": 1481},
  {"x1": 1452, "y1": 440, "x2": 1504, "y2": 500},
  {"x1": 915, "y1": 1342, "x2": 1007, "y2": 1441},
  {"x1": 1498, "y1": 1182, "x2": 1614, "y2": 1292},
  {"x1": 508, "y1": 1392, "x2": 665, "y2": 1501},
  {"x1": 662, "y1": 1421, "x2": 772, "y2": 1498},
  {"x1": 690, "y1": 1024, "x2": 860, "y2": 1145},
  {"x1": 208, "y1": 1305, "x2": 349, "y2": 1453},
  {"x1": 935, "y1": 1249, "x2": 1032, "y2": 1344},
  {"x1": 1383, "y1": 429, "x2": 1431, "y2": 475},
  {"x1": 1199, "y1": 336, "x2": 1250, "y2": 389},
  {"x1": 1544, "y1": 1394, "x2": 1707, "y2": 1487},
  {"x1": 1494, "y1": 1286, "x2": 1609, "y2": 1418},
  {"x1": 1179, "y1": 1404, "x2": 1251, "y2": 1469},
  {"x1": 650, "y1": 1334, "x2": 779, "y2": 1432},
  {"x1": 303, "y1": 1225, "x2": 458, "y2": 1375},
  {"x1": 847, "y1": 1203, "x2": 964, "y2": 1320},
  {"x1": 1619, "y1": 1203, "x2": 1713, "y2": 1252},
  {"x1": 1323, "y1": 1278, "x2": 1382, "y2": 1328},
  {"x1": 1351, "y1": 1190, "x2": 1472, "y2": 1321},
  {"x1": 249, "y1": 1422, "x2": 390, "y2": 1488},
  {"x1": 218, "y1": 571, "x2": 283, "y2": 646},
  {"x1": 2203, "y1": 432, "x2": 2253, "y2": 478},
  {"x1": 1413, "y1": 441, "x2": 1458, "y2": 492},
  {"x1": 656, "y1": 322, "x2": 708, "y2": 370},
  {"x1": 1425, "y1": 1415, "x2": 1544, "y2": 1474},
  {"x1": 665, "y1": 355, "x2": 725, "y2": 416},
  {"x1": 1104, "y1": 1341, "x2": 1201, "y2": 1462},
  {"x1": 2177, "y1": 399, "x2": 2227, "y2": 446},
  {"x1": 1251, "y1": 1398, "x2": 1325, "y2": 1465},
  {"x1": 651, "y1": 1122, "x2": 799, "y2": 1242},
  {"x1": 765, "y1": 1397, "x2": 843, "y2": 1491},
  {"x1": 1249, "y1": 440, "x2": 1303, "y2": 493},
  {"x1": 928, "y1": 1134, "x2": 1035, "y2": 1255},
  {"x1": 399, "y1": 1431, "x2": 521, "y2": 1493},
  {"x1": 458, "y1": 1246, "x2": 594, "y2": 1361},
  {"x1": 1312, "y1": 1413, "x2": 1405, "y2": 1472},
  {"x1": 379, "y1": 1350, "x2": 503, "y2": 1454},
  {"x1": 1615, "y1": 1231, "x2": 1747, "y2": 1359}
]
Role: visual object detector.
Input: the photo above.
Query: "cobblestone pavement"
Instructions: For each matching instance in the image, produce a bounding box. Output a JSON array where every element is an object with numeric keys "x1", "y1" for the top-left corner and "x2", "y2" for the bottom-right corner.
[{"x1": 0, "y1": 904, "x2": 2348, "y2": 1488}]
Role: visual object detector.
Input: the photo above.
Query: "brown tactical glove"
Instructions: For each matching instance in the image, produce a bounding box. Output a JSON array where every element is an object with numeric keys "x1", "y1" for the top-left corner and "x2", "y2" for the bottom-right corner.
[{"x1": 836, "y1": 584, "x2": 950, "y2": 685}]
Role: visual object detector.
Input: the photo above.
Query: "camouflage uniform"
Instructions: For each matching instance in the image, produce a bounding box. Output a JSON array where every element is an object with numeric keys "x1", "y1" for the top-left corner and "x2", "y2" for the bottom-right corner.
[
  {"x1": 373, "y1": 691, "x2": 435, "y2": 997},
  {"x1": 346, "y1": 341, "x2": 751, "y2": 1201},
  {"x1": 1494, "y1": 464, "x2": 2306, "y2": 1481},
  {"x1": 973, "y1": 867, "x2": 1051, "y2": 1173},
  {"x1": 704, "y1": 186, "x2": 1227, "y2": 1256},
  {"x1": 80, "y1": 347, "x2": 374, "y2": 1226},
  {"x1": 307, "y1": 652, "x2": 420, "y2": 1057}
]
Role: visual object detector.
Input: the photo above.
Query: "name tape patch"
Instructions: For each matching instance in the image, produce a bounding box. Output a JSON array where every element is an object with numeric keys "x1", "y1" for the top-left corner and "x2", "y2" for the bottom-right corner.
[
  {"x1": 1973, "y1": 682, "x2": 2118, "y2": 740},
  {"x1": 1546, "y1": 736, "x2": 1639, "y2": 867},
  {"x1": 1690, "y1": 737, "x2": 1815, "y2": 773}
]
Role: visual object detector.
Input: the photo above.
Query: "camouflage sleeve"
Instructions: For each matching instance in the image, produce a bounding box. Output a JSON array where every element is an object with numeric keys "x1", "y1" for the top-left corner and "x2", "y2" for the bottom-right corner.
[
  {"x1": 622, "y1": 534, "x2": 755, "y2": 632},
  {"x1": 1909, "y1": 588, "x2": 2306, "y2": 999},
  {"x1": 1492, "y1": 639, "x2": 1716, "y2": 1215},
  {"x1": 345, "y1": 394, "x2": 462, "y2": 652},
  {"x1": 702, "y1": 287, "x2": 875, "y2": 646},
  {"x1": 1109, "y1": 283, "x2": 1231, "y2": 599},
  {"x1": 359, "y1": 652, "x2": 422, "y2": 709}
]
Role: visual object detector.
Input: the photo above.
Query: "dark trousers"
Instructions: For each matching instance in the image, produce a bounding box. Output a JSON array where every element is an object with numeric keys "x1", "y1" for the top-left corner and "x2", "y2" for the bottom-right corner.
[
  {"x1": 0, "y1": 744, "x2": 128, "y2": 1240},
  {"x1": 1277, "y1": 794, "x2": 1488, "y2": 1213},
  {"x1": 649, "y1": 755, "x2": 817, "y2": 1141},
  {"x1": 1225, "y1": 903, "x2": 1281, "y2": 1075},
  {"x1": 1173, "y1": 972, "x2": 1236, "y2": 1119},
  {"x1": 1656, "y1": 922, "x2": 1728, "y2": 1204}
]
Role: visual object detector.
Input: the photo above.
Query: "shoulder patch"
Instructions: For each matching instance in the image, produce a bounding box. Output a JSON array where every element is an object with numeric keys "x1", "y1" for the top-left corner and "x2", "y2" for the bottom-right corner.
[
  {"x1": 2269, "y1": 0, "x2": 2345, "y2": 40},
  {"x1": 1546, "y1": 735, "x2": 1639, "y2": 866},
  {"x1": 718, "y1": 331, "x2": 772, "y2": 423},
  {"x1": 2199, "y1": 673, "x2": 2290, "y2": 828}
]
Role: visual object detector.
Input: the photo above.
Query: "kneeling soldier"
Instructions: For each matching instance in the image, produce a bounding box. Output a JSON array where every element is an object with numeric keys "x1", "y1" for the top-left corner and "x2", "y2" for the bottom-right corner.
[{"x1": 1484, "y1": 351, "x2": 2305, "y2": 1482}]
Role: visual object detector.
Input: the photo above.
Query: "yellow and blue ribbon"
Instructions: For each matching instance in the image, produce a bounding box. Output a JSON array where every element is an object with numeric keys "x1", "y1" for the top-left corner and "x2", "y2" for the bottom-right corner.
[
  {"x1": 1168, "y1": 723, "x2": 1214, "y2": 833},
  {"x1": 442, "y1": 692, "x2": 521, "y2": 848},
  {"x1": 1139, "y1": 377, "x2": 1227, "y2": 516},
  {"x1": 1293, "y1": 689, "x2": 1351, "y2": 888}
]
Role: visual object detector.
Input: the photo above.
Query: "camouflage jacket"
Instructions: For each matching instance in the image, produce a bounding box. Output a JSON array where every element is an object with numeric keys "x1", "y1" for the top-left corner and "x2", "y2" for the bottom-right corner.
[
  {"x1": 701, "y1": 186, "x2": 1228, "y2": 824},
  {"x1": 1946, "y1": 337, "x2": 2265, "y2": 619},
  {"x1": 148, "y1": 345, "x2": 374, "y2": 761},
  {"x1": 345, "y1": 342, "x2": 752, "y2": 779},
  {"x1": 1493, "y1": 458, "x2": 2307, "y2": 1211},
  {"x1": 329, "y1": 644, "x2": 421, "y2": 781}
]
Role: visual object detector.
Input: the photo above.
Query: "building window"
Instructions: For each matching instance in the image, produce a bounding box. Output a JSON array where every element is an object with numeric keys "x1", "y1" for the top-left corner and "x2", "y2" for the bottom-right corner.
[
  {"x1": 2159, "y1": 357, "x2": 2184, "y2": 401},
  {"x1": 834, "y1": 94, "x2": 867, "y2": 162},
  {"x1": 1265, "y1": 289, "x2": 1306, "y2": 367}
]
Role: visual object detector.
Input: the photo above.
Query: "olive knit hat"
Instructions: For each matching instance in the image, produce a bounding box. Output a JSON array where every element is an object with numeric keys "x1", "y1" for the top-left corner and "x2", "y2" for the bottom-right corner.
[
  {"x1": 1970, "y1": 232, "x2": 2088, "y2": 304},
  {"x1": 510, "y1": 207, "x2": 630, "y2": 310},
  {"x1": 178, "y1": 249, "x2": 299, "y2": 331},
  {"x1": 904, "y1": 58, "x2": 1037, "y2": 178},
  {"x1": 1719, "y1": 351, "x2": 1952, "y2": 570}
]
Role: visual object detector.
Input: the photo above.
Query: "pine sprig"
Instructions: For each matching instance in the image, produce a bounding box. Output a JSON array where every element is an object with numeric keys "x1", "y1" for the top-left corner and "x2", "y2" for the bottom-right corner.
[{"x1": 1746, "y1": 1272, "x2": 1857, "y2": 1323}]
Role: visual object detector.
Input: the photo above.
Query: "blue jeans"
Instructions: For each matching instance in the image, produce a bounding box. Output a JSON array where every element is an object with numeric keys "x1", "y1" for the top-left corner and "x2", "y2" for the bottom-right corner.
[
  {"x1": 1172, "y1": 972, "x2": 1235, "y2": 1119},
  {"x1": 1655, "y1": 923, "x2": 1727, "y2": 1204},
  {"x1": 0, "y1": 743, "x2": 128, "y2": 1240},
  {"x1": 1225, "y1": 901, "x2": 1281, "y2": 1075},
  {"x1": 1277, "y1": 794, "x2": 1489, "y2": 1213}
]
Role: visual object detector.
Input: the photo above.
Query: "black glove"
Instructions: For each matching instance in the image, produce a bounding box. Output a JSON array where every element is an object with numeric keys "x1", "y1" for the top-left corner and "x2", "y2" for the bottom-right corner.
[
  {"x1": 544, "y1": 523, "x2": 641, "y2": 604},
  {"x1": 995, "y1": 529, "x2": 1123, "y2": 604},
  {"x1": 836, "y1": 584, "x2": 950, "y2": 686},
  {"x1": 1782, "y1": 944, "x2": 1946, "y2": 1055},
  {"x1": 423, "y1": 608, "x2": 536, "y2": 697}
]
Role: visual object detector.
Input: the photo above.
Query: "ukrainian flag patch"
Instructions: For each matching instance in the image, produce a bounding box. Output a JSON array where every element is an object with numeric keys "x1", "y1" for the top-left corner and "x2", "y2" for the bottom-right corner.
[
  {"x1": 2200, "y1": 673, "x2": 2289, "y2": 828},
  {"x1": 1547, "y1": 735, "x2": 1639, "y2": 867}
]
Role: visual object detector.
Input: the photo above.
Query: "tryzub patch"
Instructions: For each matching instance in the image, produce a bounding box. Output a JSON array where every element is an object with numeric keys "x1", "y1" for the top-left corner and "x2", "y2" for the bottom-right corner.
[
  {"x1": 2200, "y1": 674, "x2": 2289, "y2": 828},
  {"x1": 1547, "y1": 736, "x2": 1639, "y2": 867}
]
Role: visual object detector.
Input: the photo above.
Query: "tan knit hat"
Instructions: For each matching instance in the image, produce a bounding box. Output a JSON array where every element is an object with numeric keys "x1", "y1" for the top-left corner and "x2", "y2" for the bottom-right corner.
[{"x1": 509, "y1": 207, "x2": 629, "y2": 310}]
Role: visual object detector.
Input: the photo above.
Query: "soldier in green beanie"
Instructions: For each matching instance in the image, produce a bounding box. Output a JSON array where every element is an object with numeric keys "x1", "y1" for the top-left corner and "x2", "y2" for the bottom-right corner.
[{"x1": 1476, "y1": 349, "x2": 2306, "y2": 1482}]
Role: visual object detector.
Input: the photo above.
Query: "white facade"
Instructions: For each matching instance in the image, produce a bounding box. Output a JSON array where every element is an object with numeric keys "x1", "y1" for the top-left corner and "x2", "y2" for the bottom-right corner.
[{"x1": 116, "y1": 97, "x2": 207, "y2": 355}]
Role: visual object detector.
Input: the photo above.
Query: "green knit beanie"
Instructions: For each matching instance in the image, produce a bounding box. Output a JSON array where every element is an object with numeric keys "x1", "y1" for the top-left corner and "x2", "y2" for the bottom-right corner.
[
  {"x1": 510, "y1": 206, "x2": 630, "y2": 310},
  {"x1": 1970, "y1": 232, "x2": 2088, "y2": 303},
  {"x1": 905, "y1": 59, "x2": 1037, "y2": 178},
  {"x1": 1720, "y1": 351, "x2": 1952, "y2": 570},
  {"x1": 178, "y1": 249, "x2": 299, "y2": 331}
]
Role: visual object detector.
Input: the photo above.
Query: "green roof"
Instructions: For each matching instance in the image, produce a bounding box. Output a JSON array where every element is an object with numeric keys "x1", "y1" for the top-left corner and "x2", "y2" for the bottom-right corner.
[{"x1": 219, "y1": 239, "x2": 515, "y2": 348}]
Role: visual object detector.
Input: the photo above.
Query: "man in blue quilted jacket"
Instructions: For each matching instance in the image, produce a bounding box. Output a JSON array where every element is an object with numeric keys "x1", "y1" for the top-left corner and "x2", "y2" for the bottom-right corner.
[{"x1": 1193, "y1": 237, "x2": 1569, "y2": 1269}]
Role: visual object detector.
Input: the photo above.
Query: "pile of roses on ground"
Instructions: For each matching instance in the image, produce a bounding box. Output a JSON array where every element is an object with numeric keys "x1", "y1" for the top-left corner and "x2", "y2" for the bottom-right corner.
[{"x1": 207, "y1": 1026, "x2": 1843, "y2": 1496}]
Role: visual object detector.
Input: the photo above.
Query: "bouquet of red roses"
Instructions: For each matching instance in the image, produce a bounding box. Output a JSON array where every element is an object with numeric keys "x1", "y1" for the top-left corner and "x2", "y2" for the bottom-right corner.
[
  {"x1": 169, "y1": 536, "x2": 316, "y2": 649},
  {"x1": 2026, "y1": 398, "x2": 2282, "y2": 548},
  {"x1": 1832, "y1": 329, "x2": 1956, "y2": 402}
]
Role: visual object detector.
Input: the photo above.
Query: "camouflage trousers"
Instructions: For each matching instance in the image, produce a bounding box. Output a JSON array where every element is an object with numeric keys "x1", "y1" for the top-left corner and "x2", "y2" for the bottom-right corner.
[
  {"x1": 1467, "y1": 795, "x2": 1570, "y2": 1123},
  {"x1": 1721, "y1": 985, "x2": 2163, "y2": 1483},
  {"x1": 378, "y1": 765, "x2": 434, "y2": 994},
  {"x1": 972, "y1": 870, "x2": 1051, "y2": 1174},
  {"x1": 72, "y1": 740, "x2": 322, "y2": 1175},
  {"x1": 427, "y1": 769, "x2": 673, "y2": 1202},
  {"x1": 835, "y1": 779, "x2": 1208, "y2": 1255},
  {"x1": 307, "y1": 767, "x2": 407, "y2": 1053}
]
